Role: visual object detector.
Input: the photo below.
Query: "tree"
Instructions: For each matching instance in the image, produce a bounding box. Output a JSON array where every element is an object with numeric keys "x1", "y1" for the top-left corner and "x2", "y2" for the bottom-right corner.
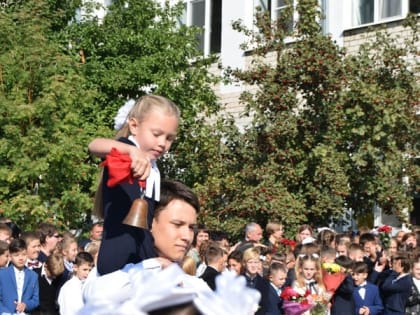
[
  {"x1": 0, "y1": 0, "x2": 100, "y2": 230},
  {"x1": 194, "y1": 0, "x2": 419, "y2": 239},
  {"x1": 0, "y1": 0, "x2": 220, "y2": 231},
  {"x1": 62, "y1": 0, "x2": 220, "y2": 183}
]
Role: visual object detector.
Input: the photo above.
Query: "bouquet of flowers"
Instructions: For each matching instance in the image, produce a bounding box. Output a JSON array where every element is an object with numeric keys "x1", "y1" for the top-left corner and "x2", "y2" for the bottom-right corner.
[
  {"x1": 307, "y1": 294, "x2": 329, "y2": 315},
  {"x1": 280, "y1": 287, "x2": 313, "y2": 315},
  {"x1": 376, "y1": 225, "x2": 392, "y2": 248},
  {"x1": 278, "y1": 238, "x2": 297, "y2": 253},
  {"x1": 321, "y1": 262, "x2": 345, "y2": 293}
]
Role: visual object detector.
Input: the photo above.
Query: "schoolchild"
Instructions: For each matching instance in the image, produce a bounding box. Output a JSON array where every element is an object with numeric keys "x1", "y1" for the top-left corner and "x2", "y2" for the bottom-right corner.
[
  {"x1": 292, "y1": 253, "x2": 326, "y2": 315},
  {"x1": 352, "y1": 261, "x2": 383, "y2": 315},
  {"x1": 0, "y1": 240, "x2": 9, "y2": 268},
  {"x1": 380, "y1": 253, "x2": 411, "y2": 315},
  {"x1": 268, "y1": 262, "x2": 287, "y2": 314},
  {"x1": 406, "y1": 254, "x2": 420, "y2": 315},
  {"x1": 21, "y1": 231, "x2": 42, "y2": 269},
  {"x1": 56, "y1": 234, "x2": 78, "y2": 290},
  {"x1": 57, "y1": 252, "x2": 94, "y2": 315},
  {"x1": 89, "y1": 95, "x2": 180, "y2": 275},
  {"x1": 0, "y1": 223, "x2": 12, "y2": 244},
  {"x1": 330, "y1": 255, "x2": 355, "y2": 315},
  {"x1": 32, "y1": 253, "x2": 64, "y2": 315},
  {"x1": 0, "y1": 238, "x2": 39, "y2": 314}
]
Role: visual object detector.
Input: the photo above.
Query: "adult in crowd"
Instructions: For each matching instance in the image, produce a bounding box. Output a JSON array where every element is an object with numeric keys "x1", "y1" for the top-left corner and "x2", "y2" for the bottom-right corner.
[{"x1": 78, "y1": 222, "x2": 103, "y2": 252}]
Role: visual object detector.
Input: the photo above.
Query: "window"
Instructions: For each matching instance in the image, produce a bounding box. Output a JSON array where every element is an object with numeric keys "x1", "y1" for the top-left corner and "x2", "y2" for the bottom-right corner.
[
  {"x1": 352, "y1": 0, "x2": 402, "y2": 26},
  {"x1": 271, "y1": 0, "x2": 293, "y2": 31},
  {"x1": 183, "y1": 0, "x2": 222, "y2": 55}
]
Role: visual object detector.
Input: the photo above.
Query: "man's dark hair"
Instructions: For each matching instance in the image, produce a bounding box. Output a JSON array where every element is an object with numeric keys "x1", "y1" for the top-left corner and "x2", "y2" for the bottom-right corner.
[{"x1": 155, "y1": 180, "x2": 200, "y2": 218}]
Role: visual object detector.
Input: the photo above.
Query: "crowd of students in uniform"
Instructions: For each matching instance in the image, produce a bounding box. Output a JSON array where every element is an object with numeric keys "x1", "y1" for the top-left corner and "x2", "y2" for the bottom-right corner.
[
  {"x1": 0, "y1": 216, "x2": 420, "y2": 315},
  {"x1": 0, "y1": 220, "x2": 102, "y2": 315},
  {"x1": 184, "y1": 222, "x2": 420, "y2": 315}
]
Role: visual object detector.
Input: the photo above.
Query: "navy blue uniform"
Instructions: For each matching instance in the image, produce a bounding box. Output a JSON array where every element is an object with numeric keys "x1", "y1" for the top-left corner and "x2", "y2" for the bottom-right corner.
[{"x1": 97, "y1": 138, "x2": 157, "y2": 275}]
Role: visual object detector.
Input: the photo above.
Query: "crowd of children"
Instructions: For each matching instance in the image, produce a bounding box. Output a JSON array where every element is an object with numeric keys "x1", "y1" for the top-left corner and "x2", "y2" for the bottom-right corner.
[
  {"x1": 0, "y1": 220, "x2": 101, "y2": 315},
  {"x1": 188, "y1": 222, "x2": 420, "y2": 315},
  {"x1": 0, "y1": 216, "x2": 420, "y2": 314}
]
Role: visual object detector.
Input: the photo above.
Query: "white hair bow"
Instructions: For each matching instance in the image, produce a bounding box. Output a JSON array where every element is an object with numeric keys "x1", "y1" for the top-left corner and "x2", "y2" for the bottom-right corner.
[{"x1": 114, "y1": 99, "x2": 136, "y2": 130}]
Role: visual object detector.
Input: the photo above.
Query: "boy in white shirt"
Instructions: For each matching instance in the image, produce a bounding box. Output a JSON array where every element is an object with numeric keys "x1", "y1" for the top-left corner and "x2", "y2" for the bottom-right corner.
[{"x1": 57, "y1": 252, "x2": 93, "y2": 315}]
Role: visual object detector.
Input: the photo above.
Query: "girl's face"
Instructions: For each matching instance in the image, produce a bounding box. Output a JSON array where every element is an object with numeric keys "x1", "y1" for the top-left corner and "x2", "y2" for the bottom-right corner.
[
  {"x1": 412, "y1": 262, "x2": 420, "y2": 280},
  {"x1": 228, "y1": 258, "x2": 242, "y2": 276},
  {"x1": 270, "y1": 270, "x2": 287, "y2": 289},
  {"x1": 196, "y1": 231, "x2": 209, "y2": 247},
  {"x1": 130, "y1": 109, "x2": 178, "y2": 161},
  {"x1": 0, "y1": 250, "x2": 9, "y2": 268},
  {"x1": 63, "y1": 242, "x2": 78, "y2": 262},
  {"x1": 389, "y1": 239, "x2": 398, "y2": 253},
  {"x1": 301, "y1": 260, "x2": 317, "y2": 280},
  {"x1": 299, "y1": 229, "x2": 312, "y2": 242},
  {"x1": 245, "y1": 258, "x2": 261, "y2": 276}
]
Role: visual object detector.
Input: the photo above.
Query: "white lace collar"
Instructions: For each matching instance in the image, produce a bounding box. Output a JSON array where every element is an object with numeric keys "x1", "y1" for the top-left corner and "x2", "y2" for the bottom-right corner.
[{"x1": 128, "y1": 136, "x2": 160, "y2": 201}]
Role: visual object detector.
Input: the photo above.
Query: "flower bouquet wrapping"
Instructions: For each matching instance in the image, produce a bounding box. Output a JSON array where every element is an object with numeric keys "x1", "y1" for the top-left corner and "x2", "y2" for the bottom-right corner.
[
  {"x1": 280, "y1": 287, "x2": 313, "y2": 315},
  {"x1": 321, "y1": 262, "x2": 345, "y2": 293}
]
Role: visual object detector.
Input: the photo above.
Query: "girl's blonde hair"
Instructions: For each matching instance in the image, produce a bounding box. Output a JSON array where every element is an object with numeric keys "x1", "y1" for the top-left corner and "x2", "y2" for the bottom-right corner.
[
  {"x1": 294, "y1": 253, "x2": 325, "y2": 291},
  {"x1": 116, "y1": 95, "x2": 180, "y2": 138},
  {"x1": 93, "y1": 95, "x2": 180, "y2": 218}
]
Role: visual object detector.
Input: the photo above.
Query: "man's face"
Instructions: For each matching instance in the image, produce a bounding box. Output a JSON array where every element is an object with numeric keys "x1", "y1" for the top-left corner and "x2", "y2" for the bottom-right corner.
[
  {"x1": 90, "y1": 225, "x2": 103, "y2": 241},
  {"x1": 248, "y1": 225, "x2": 263, "y2": 242},
  {"x1": 363, "y1": 241, "x2": 376, "y2": 257},
  {"x1": 26, "y1": 239, "x2": 41, "y2": 260},
  {"x1": 151, "y1": 199, "x2": 197, "y2": 262}
]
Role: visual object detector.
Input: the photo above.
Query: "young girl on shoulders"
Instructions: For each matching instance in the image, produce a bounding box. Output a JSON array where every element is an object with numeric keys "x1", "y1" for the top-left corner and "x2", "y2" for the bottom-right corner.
[{"x1": 89, "y1": 95, "x2": 180, "y2": 275}]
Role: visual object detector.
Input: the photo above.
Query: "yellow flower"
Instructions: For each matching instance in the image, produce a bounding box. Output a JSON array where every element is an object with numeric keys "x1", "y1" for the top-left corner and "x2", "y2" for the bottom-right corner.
[{"x1": 322, "y1": 262, "x2": 341, "y2": 274}]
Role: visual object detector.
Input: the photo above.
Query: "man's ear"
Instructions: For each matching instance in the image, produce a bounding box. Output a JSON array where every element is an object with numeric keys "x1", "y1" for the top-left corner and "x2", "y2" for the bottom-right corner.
[{"x1": 128, "y1": 117, "x2": 138, "y2": 136}]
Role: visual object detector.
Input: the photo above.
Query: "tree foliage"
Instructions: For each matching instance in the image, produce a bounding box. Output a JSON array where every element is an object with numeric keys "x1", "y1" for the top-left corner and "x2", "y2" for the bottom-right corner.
[
  {"x1": 0, "y1": 0, "x2": 99, "y2": 229},
  {"x1": 0, "y1": 0, "x2": 219, "y2": 231},
  {"x1": 194, "y1": 0, "x2": 419, "y2": 239}
]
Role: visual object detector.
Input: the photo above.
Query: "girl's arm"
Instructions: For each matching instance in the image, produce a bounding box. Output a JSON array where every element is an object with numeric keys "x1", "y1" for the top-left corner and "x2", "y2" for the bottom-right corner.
[
  {"x1": 89, "y1": 138, "x2": 151, "y2": 180},
  {"x1": 88, "y1": 138, "x2": 135, "y2": 158}
]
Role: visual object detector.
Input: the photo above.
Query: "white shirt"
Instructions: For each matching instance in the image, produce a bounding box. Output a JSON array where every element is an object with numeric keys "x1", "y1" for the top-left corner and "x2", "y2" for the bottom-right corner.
[
  {"x1": 13, "y1": 267, "x2": 25, "y2": 303},
  {"x1": 358, "y1": 281, "x2": 367, "y2": 299},
  {"x1": 128, "y1": 135, "x2": 160, "y2": 201},
  {"x1": 58, "y1": 276, "x2": 85, "y2": 315}
]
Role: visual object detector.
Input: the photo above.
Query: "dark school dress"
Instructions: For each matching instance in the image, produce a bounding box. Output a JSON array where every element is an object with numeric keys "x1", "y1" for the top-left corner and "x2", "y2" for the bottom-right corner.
[{"x1": 97, "y1": 137, "x2": 157, "y2": 275}]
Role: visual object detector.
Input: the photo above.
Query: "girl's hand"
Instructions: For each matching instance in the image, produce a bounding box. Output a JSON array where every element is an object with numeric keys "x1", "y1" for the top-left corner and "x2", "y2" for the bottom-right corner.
[{"x1": 129, "y1": 147, "x2": 151, "y2": 181}]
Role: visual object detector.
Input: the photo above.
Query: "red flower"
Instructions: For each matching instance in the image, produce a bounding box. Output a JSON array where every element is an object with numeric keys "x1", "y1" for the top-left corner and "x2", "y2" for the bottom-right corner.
[
  {"x1": 280, "y1": 238, "x2": 297, "y2": 247},
  {"x1": 377, "y1": 225, "x2": 392, "y2": 233}
]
